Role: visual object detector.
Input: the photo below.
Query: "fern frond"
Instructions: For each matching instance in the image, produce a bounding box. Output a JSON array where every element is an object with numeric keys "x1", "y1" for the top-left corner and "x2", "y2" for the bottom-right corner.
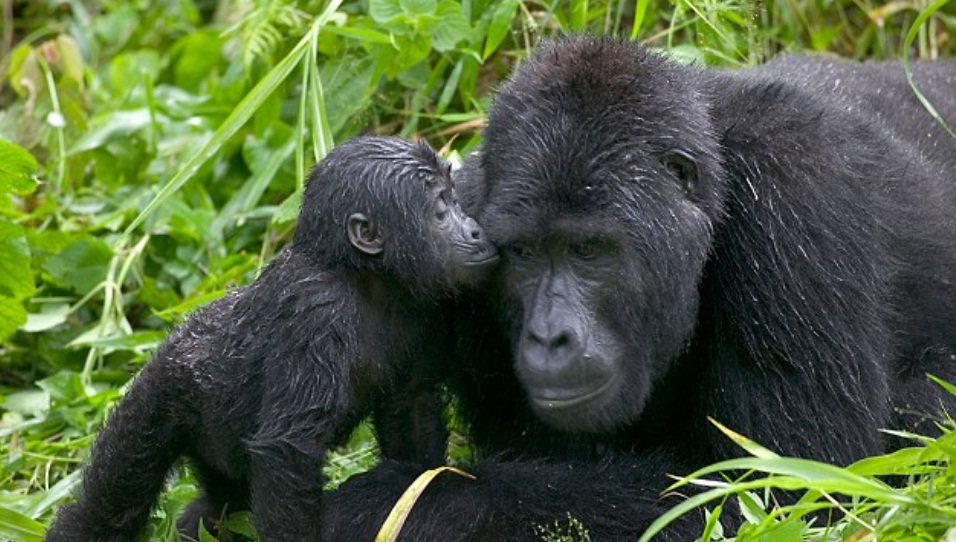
[{"x1": 223, "y1": 0, "x2": 309, "y2": 72}]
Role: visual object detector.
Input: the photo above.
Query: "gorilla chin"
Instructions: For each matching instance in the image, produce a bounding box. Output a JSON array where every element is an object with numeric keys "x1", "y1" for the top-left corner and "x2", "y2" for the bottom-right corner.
[{"x1": 519, "y1": 352, "x2": 648, "y2": 433}]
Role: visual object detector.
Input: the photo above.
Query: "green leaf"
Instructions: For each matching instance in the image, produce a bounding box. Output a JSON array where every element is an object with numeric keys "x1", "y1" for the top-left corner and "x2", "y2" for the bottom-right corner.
[
  {"x1": 569, "y1": 0, "x2": 588, "y2": 30},
  {"x1": 41, "y1": 238, "x2": 112, "y2": 294},
  {"x1": 384, "y1": 34, "x2": 432, "y2": 77},
  {"x1": 198, "y1": 520, "x2": 217, "y2": 542},
  {"x1": 849, "y1": 445, "x2": 942, "y2": 476},
  {"x1": 2, "y1": 389, "x2": 49, "y2": 418},
  {"x1": 0, "y1": 140, "x2": 39, "y2": 195},
  {"x1": 631, "y1": 0, "x2": 652, "y2": 40},
  {"x1": 0, "y1": 298, "x2": 27, "y2": 343},
  {"x1": 400, "y1": 0, "x2": 438, "y2": 17},
  {"x1": 709, "y1": 417, "x2": 780, "y2": 459},
  {"x1": 170, "y1": 30, "x2": 226, "y2": 92},
  {"x1": 55, "y1": 34, "x2": 86, "y2": 87},
  {"x1": 0, "y1": 220, "x2": 35, "y2": 299},
  {"x1": 124, "y1": 0, "x2": 345, "y2": 236},
  {"x1": 0, "y1": 505, "x2": 44, "y2": 542},
  {"x1": 736, "y1": 490, "x2": 768, "y2": 524},
  {"x1": 483, "y1": 0, "x2": 518, "y2": 59},
  {"x1": 22, "y1": 303, "x2": 71, "y2": 333},
  {"x1": 321, "y1": 57, "x2": 376, "y2": 135},
  {"x1": 23, "y1": 470, "x2": 82, "y2": 519},
  {"x1": 69, "y1": 109, "x2": 152, "y2": 154},
  {"x1": 108, "y1": 50, "x2": 162, "y2": 93},
  {"x1": 83, "y1": 330, "x2": 166, "y2": 353},
  {"x1": 902, "y1": 0, "x2": 956, "y2": 139},
  {"x1": 37, "y1": 372, "x2": 88, "y2": 404},
  {"x1": 322, "y1": 25, "x2": 393, "y2": 45},
  {"x1": 272, "y1": 187, "x2": 303, "y2": 225},
  {"x1": 219, "y1": 511, "x2": 258, "y2": 537},
  {"x1": 0, "y1": 219, "x2": 34, "y2": 340},
  {"x1": 668, "y1": 456, "x2": 905, "y2": 503},
  {"x1": 218, "y1": 130, "x2": 296, "y2": 230},
  {"x1": 428, "y1": 2, "x2": 471, "y2": 51},
  {"x1": 928, "y1": 373, "x2": 956, "y2": 398},
  {"x1": 370, "y1": 0, "x2": 404, "y2": 23}
]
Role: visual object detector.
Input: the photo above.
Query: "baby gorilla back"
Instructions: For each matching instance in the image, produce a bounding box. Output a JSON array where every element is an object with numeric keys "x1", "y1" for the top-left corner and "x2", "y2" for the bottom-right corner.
[{"x1": 44, "y1": 137, "x2": 497, "y2": 542}]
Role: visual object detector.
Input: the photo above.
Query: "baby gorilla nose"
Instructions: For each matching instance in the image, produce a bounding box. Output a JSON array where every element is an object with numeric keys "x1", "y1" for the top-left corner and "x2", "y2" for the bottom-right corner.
[{"x1": 462, "y1": 216, "x2": 484, "y2": 241}]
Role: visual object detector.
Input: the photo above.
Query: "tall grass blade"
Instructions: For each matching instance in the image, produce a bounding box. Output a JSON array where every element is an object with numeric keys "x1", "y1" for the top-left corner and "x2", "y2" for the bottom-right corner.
[
  {"x1": 630, "y1": 0, "x2": 652, "y2": 40},
  {"x1": 901, "y1": 0, "x2": 956, "y2": 139},
  {"x1": 0, "y1": 506, "x2": 44, "y2": 542},
  {"x1": 709, "y1": 417, "x2": 780, "y2": 459}
]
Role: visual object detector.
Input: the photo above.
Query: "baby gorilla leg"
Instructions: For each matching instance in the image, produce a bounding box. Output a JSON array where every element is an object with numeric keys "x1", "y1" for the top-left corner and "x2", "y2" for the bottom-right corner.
[{"x1": 177, "y1": 466, "x2": 251, "y2": 539}]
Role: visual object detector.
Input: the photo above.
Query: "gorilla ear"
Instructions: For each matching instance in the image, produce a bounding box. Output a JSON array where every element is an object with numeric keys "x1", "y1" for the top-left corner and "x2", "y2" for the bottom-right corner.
[
  {"x1": 347, "y1": 213, "x2": 384, "y2": 255},
  {"x1": 663, "y1": 151, "x2": 700, "y2": 199}
]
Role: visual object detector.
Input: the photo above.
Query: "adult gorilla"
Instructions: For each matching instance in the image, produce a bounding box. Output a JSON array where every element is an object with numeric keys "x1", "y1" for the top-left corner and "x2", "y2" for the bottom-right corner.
[{"x1": 323, "y1": 36, "x2": 956, "y2": 540}]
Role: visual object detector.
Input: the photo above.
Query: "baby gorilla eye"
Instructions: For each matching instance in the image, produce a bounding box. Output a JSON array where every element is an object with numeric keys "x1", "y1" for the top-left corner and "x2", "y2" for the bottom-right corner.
[
  {"x1": 434, "y1": 198, "x2": 450, "y2": 221},
  {"x1": 662, "y1": 151, "x2": 700, "y2": 199}
]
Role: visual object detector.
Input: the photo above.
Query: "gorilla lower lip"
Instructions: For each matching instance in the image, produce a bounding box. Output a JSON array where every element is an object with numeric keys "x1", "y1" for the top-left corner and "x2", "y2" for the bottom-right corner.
[{"x1": 532, "y1": 376, "x2": 616, "y2": 410}]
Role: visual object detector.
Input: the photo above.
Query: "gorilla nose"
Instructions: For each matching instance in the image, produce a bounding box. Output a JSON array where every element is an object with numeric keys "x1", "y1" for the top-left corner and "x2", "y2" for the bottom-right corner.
[{"x1": 522, "y1": 322, "x2": 583, "y2": 373}]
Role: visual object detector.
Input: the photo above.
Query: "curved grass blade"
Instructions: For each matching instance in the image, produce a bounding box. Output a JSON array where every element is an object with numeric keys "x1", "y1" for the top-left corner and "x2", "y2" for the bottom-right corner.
[
  {"x1": 374, "y1": 466, "x2": 476, "y2": 542},
  {"x1": 901, "y1": 0, "x2": 956, "y2": 139}
]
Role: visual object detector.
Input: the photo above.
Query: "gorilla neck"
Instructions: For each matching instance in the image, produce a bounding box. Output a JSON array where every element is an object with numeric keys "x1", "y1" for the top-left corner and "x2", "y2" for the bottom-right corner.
[{"x1": 348, "y1": 273, "x2": 442, "y2": 311}]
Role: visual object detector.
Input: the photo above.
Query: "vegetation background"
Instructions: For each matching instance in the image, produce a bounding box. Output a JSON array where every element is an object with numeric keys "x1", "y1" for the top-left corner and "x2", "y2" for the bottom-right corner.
[{"x1": 1, "y1": 0, "x2": 955, "y2": 540}]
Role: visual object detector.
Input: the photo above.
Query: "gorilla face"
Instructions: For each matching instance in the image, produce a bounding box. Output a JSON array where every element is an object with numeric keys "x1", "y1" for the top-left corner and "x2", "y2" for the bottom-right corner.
[{"x1": 479, "y1": 39, "x2": 727, "y2": 433}]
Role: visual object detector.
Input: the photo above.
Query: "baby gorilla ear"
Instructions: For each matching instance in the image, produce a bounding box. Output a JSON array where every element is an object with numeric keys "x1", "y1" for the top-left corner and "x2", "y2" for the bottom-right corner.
[{"x1": 347, "y1": 213, "x2": 384, "y2": 255}]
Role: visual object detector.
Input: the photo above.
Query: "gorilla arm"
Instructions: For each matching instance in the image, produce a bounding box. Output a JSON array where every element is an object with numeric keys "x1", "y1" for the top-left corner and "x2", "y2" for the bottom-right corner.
[{"x1": 321, "y1": 454, "x2": 703, "y2": 542}]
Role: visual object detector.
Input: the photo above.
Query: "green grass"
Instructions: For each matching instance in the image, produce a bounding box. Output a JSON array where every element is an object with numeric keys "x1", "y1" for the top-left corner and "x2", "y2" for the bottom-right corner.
[{"x1": 1, "y1": 0, "x2": 955, "y2": 540}]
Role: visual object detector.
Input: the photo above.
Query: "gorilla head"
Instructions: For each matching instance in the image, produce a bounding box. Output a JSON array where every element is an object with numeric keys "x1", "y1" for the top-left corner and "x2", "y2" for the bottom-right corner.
[
  {"x1": 478, "y1": 38, "x2": 728, "y2": 433},
  {"x1": 295, "y1": 137, "x2": 497, "y2": 298}
]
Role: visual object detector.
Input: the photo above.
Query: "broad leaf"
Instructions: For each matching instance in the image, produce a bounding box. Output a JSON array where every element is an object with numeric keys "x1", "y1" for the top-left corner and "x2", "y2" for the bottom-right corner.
[
  {"x1": 41, "y1": 238, "x2": 112, "y2": 294},
  {"x1": 0, "y1": 140, "x2": 39, "y2": 195}
]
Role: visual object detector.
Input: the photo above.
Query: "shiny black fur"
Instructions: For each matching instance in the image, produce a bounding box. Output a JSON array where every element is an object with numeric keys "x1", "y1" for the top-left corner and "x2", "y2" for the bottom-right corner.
[
  {"x1": 45, "y1": 136, "x2": 497, "y2": 542},
  {"x1": 322, "y1": 37, "x2": 956, "y2": 541}
]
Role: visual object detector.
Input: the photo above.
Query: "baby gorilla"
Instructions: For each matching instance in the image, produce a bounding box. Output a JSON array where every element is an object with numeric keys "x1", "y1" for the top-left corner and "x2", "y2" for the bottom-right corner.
[{"x1": 45, "y1": 136, "x2": 498, "y2": 542}]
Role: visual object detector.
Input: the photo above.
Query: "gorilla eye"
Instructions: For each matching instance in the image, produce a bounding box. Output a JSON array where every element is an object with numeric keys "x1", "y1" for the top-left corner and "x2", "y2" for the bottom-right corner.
[
  {"x1": 663, "y1": 152, "x2": 699, "y2": 198},
  {"x1": 571, "y1": 241, "x2": 602, "y2": 260},
  {"x1": 508, "y1": 243, "x2": 535, "y2": 260}
]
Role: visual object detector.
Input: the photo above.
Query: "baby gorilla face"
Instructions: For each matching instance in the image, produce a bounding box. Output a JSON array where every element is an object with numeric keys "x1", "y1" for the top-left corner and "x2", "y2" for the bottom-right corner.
[
  {"x1": 426, "y1": 178, "x2": 499, "y2": 286},
  {"x1": 332, "y1": 136, "x2": 498, "y2": 294}
]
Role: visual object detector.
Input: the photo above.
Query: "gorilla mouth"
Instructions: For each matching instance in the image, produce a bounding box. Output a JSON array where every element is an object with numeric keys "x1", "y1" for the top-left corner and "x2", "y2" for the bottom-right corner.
[{"x1": 530, "y1": 374, "x2": 618, "y2": 410}]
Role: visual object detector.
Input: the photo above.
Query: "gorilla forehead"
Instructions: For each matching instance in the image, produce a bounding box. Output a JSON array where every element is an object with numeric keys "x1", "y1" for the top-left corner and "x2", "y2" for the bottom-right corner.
[
  {"x1": 479, "y1": 36, "x2": 724, "y2": 240},
  {"x1": 490, "y1": 36, "x2": 713, "y2": 139}
]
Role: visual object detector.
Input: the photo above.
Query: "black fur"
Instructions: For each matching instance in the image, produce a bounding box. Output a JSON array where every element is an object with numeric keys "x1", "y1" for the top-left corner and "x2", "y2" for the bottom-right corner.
[
  {"x1": 44, "y1": 136, "x2": 497, "y2": 542},
  {"x1": 322, "y1": 37, "x2": 956, "y2": 540}
]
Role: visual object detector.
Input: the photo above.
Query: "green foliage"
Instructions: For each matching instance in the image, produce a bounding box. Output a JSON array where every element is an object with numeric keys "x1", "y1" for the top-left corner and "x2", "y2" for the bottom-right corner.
[
  {"x1": 0, "y1": 0, "x2": 954, "y2": 541},
  {"x1": 535, "y1": 513, "x2": 593, "y2": 542},
  {"x1": 639, "y1": 412, "x2": 956, "y2": 542}
]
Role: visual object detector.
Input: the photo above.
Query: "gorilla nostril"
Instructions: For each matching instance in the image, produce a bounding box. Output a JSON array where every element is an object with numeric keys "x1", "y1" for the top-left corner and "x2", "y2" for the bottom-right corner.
[
  {"x1": 552, "y1": 333, "x2": 571, "y2": 350},
  {"x1": 471, "y1": 228, "x2": 482, "y2": 240}
]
